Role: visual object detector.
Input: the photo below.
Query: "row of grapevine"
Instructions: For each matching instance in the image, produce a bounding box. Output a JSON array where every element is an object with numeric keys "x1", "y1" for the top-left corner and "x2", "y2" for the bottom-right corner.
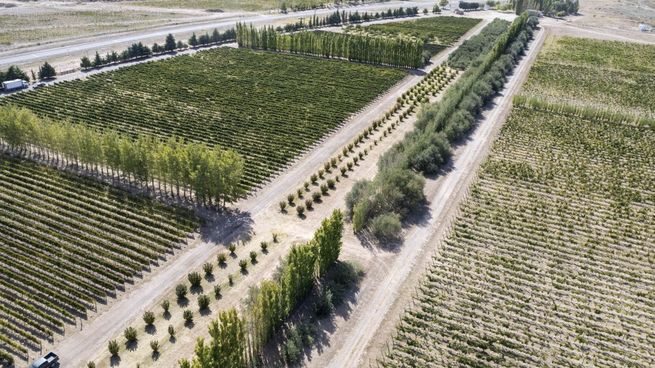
[
  {"x1": 0, "y1": 154, "x2": 199, "y2": 363},
  {"x1": 179, "y1": 210, "x2": 344, "y2": 367},
  {"x1": 380, "y1": 105, "x2": 655, "y2": 367},
  {"x1": 1, "y1": 47, "x2": 406, "y2": 192},
  {"x1": 0, "y1": 106, "x2": 244, "y2": 206},
  {"x1": 236, "y1": 23, "x2": 425, "y2": 68}
]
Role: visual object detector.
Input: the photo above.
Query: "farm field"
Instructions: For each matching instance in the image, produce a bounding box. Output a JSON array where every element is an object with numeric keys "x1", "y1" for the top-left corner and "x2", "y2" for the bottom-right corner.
[
  {"x1": 2, "y1": 47, "x2": 406, "y2": 191},
  {"x1": 352, "y1": 16, "x2": 481, "y2": 46},
  {"x1": 522, "y1": 36, "x2": 655, "y2": 118},
  {"x1": 380, "y1": 36, "x2": 655, "y2": 368},
  {"x1": 0, "y1": 154, "x2": 198, "y2": 362}
]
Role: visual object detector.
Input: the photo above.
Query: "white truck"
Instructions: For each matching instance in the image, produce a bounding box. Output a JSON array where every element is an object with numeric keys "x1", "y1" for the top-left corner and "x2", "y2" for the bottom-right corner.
[{"x1": 1, "y1": 78, "x2": 29, "y2": 91}]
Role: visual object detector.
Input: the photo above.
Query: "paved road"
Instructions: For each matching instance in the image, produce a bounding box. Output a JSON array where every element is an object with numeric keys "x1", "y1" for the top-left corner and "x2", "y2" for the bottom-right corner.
[
  {"x1": 324, "y1": 26, "x2": 547, "y2": 368},
  {"x1": 0, "y1": 0, "x2": 435, "y2": 69}
]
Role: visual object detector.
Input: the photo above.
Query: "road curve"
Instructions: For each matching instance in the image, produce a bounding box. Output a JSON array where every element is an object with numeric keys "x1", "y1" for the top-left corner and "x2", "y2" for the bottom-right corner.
[{"x1": 324, "y1": 26, "x2": 547, "y2": 368}]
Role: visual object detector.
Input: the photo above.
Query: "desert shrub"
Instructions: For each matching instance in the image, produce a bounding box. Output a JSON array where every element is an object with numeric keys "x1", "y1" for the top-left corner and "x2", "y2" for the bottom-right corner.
[
  {"x1": 108, "y1": 340, "x2": 119, "y2": 356},
  {"x1": 370, "y1": 212, "x2": 403, "y2": 242},
  {"x1": 197, "y1": 294, "x2": 210, "y2": 310},
  {"x1": 188, "y1": 272, "x2": 202, "y2": 288},
  {"x1": 124, "y1": 327, "x2": 137, "y2": 342},
  {"x1": 203, "y1": 262, "x2": 214, "y2": 276},
  {"x1": 217, "y1": 252, "x2": 227, "y2": 264},
  {"x1": 296, "y1": 204, "x2": 306, "y2": 217},
  {"x1": 143, "y1": 311, "x2": 155, "y2": 326},
  {"x1": 175, "y1": 284, "x2": 188, "y2": 300},
  {"x1": 239, "y1": 259, "x2": 248, "y2": 271}
]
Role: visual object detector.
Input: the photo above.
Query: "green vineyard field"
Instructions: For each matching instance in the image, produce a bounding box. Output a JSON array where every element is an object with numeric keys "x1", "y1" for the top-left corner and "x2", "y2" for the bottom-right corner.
[
  {"x1": 522, "y1": 36, "x2": 655, "y2": 118},
  {"x1": 360, "y1": 16, "x2": 481, "y2": 46},
  {"x1": 382, "y1": 36, "x2": 655, "y2": 368},
  {"x1": 2, "y1": 47, "x2": 406, "y2": 191},
  {"x1": 0, "y1": 155, "x2": 198, "y2": 360}
]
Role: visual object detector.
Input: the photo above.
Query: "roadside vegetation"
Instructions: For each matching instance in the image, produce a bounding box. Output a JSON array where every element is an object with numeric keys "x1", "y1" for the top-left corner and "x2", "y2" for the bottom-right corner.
[
  {"x1": 2, "y1": 47, "x2": 405, "y2": 192},
  {"x1": 0, "y1": 155, "x2": 198, "y2": 362},
  {"x1": 380, "y1": 36, "x2": 654, "y2": 366}
]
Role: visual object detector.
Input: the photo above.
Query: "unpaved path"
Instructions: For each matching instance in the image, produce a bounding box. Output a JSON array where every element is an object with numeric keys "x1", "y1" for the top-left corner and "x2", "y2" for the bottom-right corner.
[{"x1": 318, "y1": 26, "x2": 547, "y2": 368}]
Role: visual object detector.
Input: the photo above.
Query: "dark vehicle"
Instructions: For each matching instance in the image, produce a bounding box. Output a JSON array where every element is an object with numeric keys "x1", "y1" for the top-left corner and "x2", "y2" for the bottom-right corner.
[
  {"x1": 33, "y1": 82, "x2": 47, "y2": 89},
  {"x1": 30, "y1": 352, "x2": 59, "y2": 368}
]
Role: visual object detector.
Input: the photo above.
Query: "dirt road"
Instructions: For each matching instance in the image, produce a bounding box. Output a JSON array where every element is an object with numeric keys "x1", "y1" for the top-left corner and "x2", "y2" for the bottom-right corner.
[{"x1": 318, "y1": 27, "x2": 547, "y2": 368}]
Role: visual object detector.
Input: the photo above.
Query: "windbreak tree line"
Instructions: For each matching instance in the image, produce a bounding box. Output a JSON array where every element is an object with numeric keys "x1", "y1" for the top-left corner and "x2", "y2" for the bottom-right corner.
[
  {"x1": 81, "y1": 28, "x2": 236, "y2": 69},
  {"x1": 447, "y1": 18, "x2": 511, "y2": 70},
  {"x1": 346, "y1": 13, "x2": 538, "y2": 241},
  {"x1": 0, "y1": 106, "x2": 244, "y2": 207},
  {"x1": 179, "y1": 210, "x2": 344, "y2": 368},
  {"x1": 0, "y1": 66, "x2": 29, "y2": 83},
  {"x1": 236, "y1": 24, "x2": 425, "y2": 68}
]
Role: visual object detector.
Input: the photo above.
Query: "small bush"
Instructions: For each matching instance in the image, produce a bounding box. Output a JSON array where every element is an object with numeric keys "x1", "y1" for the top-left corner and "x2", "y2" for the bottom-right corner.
[
  {"x1": 175, "y1": 284, "x2": 187, "y2": 300},
  {"x1": 342, "y1": 147, "x2": 348, "y2": 156},
  {"x1": 250, "y1": 251, "x2": 258, "y2": 263},
  {"x1": 228, "y1": 243, "x2": 237, "y2": 255},
  {"x1": 214, "y1": 285, "x2": 221, "y2": 299},
  {"x1": 183, "y1": 309, "x2": 193, "y2": 324},
  {"x1": 161, "y1": 300, "x2": 170, "y2": 314},
  {"x1": 296, "y1": 204, "x2": 305, "y2": 217},
  {"x1": 87, "y1": 362, "x2": 96, "y2": 368},
  {"x1": 197, "y1": 294, "x2": 210, "y2": 310},
  {"x1": 188, "y1": 272, "x2": 202, "y2": 288},
  {"x1": 358, "y1": 152, "x2": 364, "y2": 159},
  {"x1": 331, "y1": 158, "x2": 338, "y2": 167},
  {"x1": 305, "y1": 198, "x2": 313, "y2": 210},
  {"x1": 168, "y1": 325, "x2": 175, "y2": 337},
  {"x1": 143, "y1": 311, "x2": 155, "y2": 326},
  {"x1": 340, "y1": 167, "x2": 347, "y2": 176},
  {"x1": 108, "y1": 340, "x2": 119, "y2": 356},
  {"x1": 315, "y1": 287, "x2": 334, "y2": 317},
  {"x1": 150, "y1": 340, "x2": 160, "y2": 354},
  {"x1": 297, "y1": 188, "x2": 304, "y2": 198},
  {"x1": 239, "y1": 259, "x2": 248, "y2": 271},
  {"x1": 320, "y1": 184, "x2": 328, "y2": 195},
  {"x1": 370, "y1": 213, "x2": 402, "y2": 242},
  {"x1": 272, "y1": 233, "x2": 279, "y2": 242},
  {"x1": 203, "y1": 262, "x2": 213, "y2": 276},
  {"x1": 279, "y1": 201, "x2": 287, "y2": 212},
  {"x1": 124, "y1": 327, "x2": 137, "y2": 342},
  {"x1": 260, "y1": 241, "x2": 268, "y2": 252},
  {"x1": 287, "y1": 193, "x2": 295, "y2": 204},
  {"x1": 353, "y1": 156, "x2": 359, "y2": 165},
  {"x1": 217, "y1": 252, "x2": 227, "y2": 265},
  {"x1": 304, "y1": 182, "x2": 310, "y2": 190},
  {"x1": 327, "y1": 178, "x2": 336, "y2": 189},
  {"x1": 310, "y1": 174, "x2": 318, "y2": 184},
  {"x1": 228, "y1": 274, "x2": 234, "y2": 286},
  {"x1": 347, "y1": 162, "x2": 354, "y2": 170},
  {"x1": 324, "y1": 162, "x2": 331, "y2": 172},
  {"x1": 312, "y1": 192, "x2": 321, "y2": 202}
]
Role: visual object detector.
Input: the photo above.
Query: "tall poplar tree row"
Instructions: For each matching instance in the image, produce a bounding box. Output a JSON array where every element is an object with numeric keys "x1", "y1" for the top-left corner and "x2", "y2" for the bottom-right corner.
[
  {"x1": 0, "y1": 105, "x2": 244, "y2": 206},
  {"x1": 236, "y1": 23, "x2": 425, "y2": 69},
  {"x1": 180, "y1": 210, "x2": 344, "y2": 368}
]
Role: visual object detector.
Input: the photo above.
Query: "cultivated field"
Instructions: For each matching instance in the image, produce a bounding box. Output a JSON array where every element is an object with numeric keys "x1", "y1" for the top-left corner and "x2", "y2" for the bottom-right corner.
[
  {"x1": 353, "y1": 16, "x2": 482, "y2": 45},
  {"x1": 522, "y1": 36, "x2": 655, "y2": 118},
  {"x1": 380, "y1": 36, "x2": 655, "y2": 367},
  {"x1": 2, "y1": 47, "x2": 406, "y2": 191},
  {"x1": 0, "y1": 155, "x2": 198, "y2": 362}
]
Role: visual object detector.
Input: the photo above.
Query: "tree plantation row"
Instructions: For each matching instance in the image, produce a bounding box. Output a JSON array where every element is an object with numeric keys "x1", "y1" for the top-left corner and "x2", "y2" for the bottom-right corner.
[
  {"x1": 0, "y1": 155, "x2": 198, "y2": 362},
  {"x1": 0, "y1": 106, "x2": 244, "y2": 206},
  {"x1": 346, "y1": 14, "x2": 538, "y2": 242},
  {"x1": 236, "y1": 24, "x2": 426, "y2": 68},
  {"x1": 2, "y1": 48, "x2": 406, "y2": 192},
  {"x1": 176, "y1": 210, "x2": 344, "y2": 367}
]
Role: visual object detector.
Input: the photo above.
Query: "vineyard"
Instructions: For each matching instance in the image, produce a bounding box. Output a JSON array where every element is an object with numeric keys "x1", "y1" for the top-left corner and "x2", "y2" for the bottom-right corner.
[
  {"x1": 522, "y1": 36, "x2": 655, "y2": 117},
  {"x1": 381, "y1": 36, "x2": 655, "y2": 367},
  {"x1": 0, "y1": 155, "x2": 198, "y2": 362},
  {"x1": 355, "y1": 16, "x2": 481, "y2": 46},
  {"x1": 1, "y1": 47, "x2": 406, "y2": 191}
]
